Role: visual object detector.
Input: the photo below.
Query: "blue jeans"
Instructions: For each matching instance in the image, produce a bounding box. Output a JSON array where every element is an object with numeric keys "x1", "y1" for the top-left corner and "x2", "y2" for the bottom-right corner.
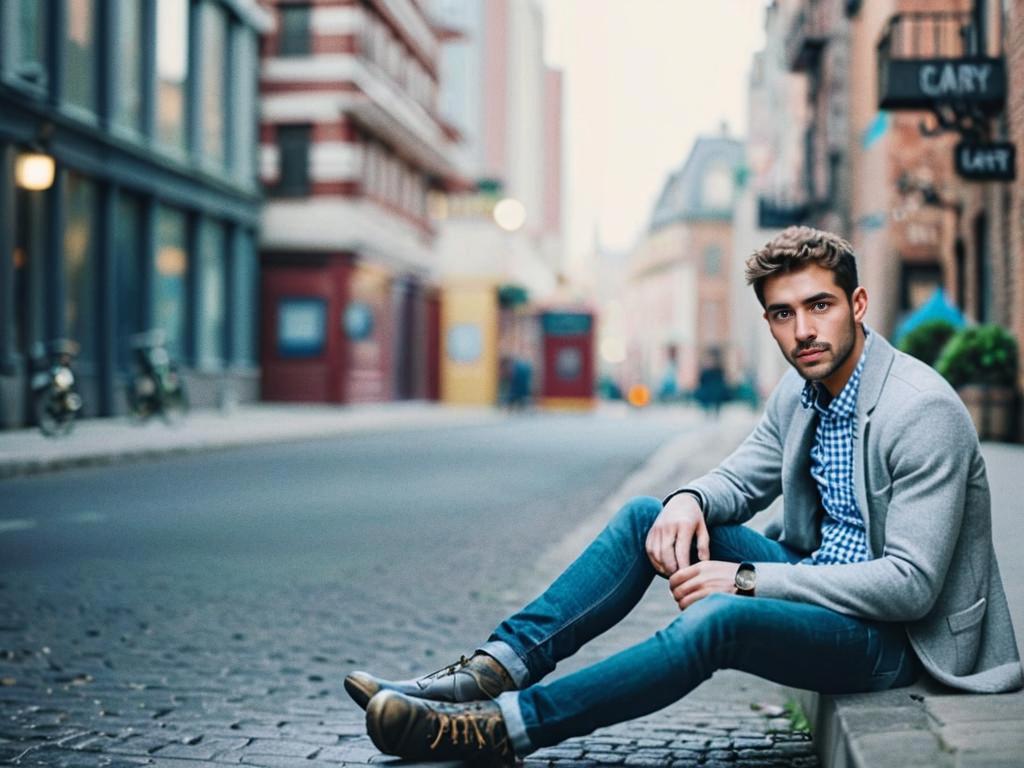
[{"x1": 480, "y1": 496, "x2": 918, "y2": 755}]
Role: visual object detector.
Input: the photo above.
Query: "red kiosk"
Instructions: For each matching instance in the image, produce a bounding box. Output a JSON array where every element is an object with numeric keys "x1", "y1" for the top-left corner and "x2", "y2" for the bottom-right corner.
[{"x1": 538, "y1": 308, "x2": 595, "y2": 409}]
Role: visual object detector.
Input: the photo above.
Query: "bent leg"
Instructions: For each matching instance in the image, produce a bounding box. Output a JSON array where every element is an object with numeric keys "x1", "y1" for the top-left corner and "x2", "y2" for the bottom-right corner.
[
  {"x1": 485, "y1": 499, "x2": 804, "y2": 688},
  {"x1": 484, "y1": 496, "x2": 665, "y2": 686},
  {"x1": 500, "y1": 593, "x2": 916, "y2": 754}
]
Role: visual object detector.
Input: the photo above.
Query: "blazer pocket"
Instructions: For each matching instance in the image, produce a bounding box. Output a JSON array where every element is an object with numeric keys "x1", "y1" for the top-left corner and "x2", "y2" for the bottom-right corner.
[{"x1": 946, "y1": 597, "x2": 987, "y2": 675}]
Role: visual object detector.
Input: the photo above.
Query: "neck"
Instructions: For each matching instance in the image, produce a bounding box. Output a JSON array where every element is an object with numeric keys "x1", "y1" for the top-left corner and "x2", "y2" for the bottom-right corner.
[{"x1": 821, "y1": 324, "x2": 865, "y2": 397}]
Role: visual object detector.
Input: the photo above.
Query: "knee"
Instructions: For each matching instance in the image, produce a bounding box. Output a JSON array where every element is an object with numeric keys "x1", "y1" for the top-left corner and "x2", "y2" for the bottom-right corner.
[
  {"x1": 613, "y1": 495, "x2": 663, "y2": 537},
  {"x1": 665, "y1": 593, "x2": 744, "y2": 646}
]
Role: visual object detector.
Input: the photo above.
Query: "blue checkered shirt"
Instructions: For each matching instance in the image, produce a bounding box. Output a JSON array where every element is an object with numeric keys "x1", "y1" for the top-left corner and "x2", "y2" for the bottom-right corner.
[{"x1": 800, "y1": 338, "x2": 871, "y2": 565}]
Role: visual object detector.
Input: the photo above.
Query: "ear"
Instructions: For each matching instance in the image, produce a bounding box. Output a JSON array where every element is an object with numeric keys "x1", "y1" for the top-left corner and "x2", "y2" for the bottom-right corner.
[{"x1": 851, "y1": 286, "x2": 868, "y2": 323}]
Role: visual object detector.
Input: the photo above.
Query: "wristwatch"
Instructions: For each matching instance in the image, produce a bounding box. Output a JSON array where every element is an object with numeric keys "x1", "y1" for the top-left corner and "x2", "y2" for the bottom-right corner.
[{"x1": 734, "y1": 562, "x2": 756, "y2": 596}]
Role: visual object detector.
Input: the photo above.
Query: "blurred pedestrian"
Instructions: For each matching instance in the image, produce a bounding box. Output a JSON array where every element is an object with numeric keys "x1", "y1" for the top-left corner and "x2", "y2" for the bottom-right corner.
[{"x1": 695, "y1": 348, "x2": 728, "y2": 418}]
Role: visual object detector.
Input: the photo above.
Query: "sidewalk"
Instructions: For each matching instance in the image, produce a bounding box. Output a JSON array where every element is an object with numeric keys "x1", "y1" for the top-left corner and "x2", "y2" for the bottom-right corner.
[{"x1": 0, "y1": 402, "x2": 506, "y2": 479}]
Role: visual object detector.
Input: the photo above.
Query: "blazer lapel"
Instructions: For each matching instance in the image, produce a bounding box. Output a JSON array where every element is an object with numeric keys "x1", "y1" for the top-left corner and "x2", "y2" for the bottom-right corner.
[
  {"x1": 855, "y1": 328, "x2": 896, "y2": 553},
  {"x1": 783, "y1": 402, "x2": 820, "y2": 548}
]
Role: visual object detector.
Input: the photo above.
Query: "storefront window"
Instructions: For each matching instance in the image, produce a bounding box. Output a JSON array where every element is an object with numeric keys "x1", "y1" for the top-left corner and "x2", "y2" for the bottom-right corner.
[
  {"x1": 64, "y1": 173, "x2": 96, "y2": 364},
  {"x1": 200, "y1": 2, "x2": 226, "y2": 167},
  {"x1": 198, "y1": 219, "x2": 225, "y2": 369},
  {"x1": 13, "y1": 0, "x2": 48, "y2": 85},
  {"x1": 156, "y1": 0, "x2": 189, "y2": 150},
  {"x1": 155, "y1": 206, "x2": 188, "y2": 360},
  {"x1": 115, "y1": 0, "x2": 143, "y2": 130},
  {"x1": 114, "y1": 194, "x2": 142, "y2": 370},
  {"x1": 64, "y1": 0, "x2": 96, "y2": 111},
  {"x1": 231, "y1": 230, "x2": 257, "y2": 365}
]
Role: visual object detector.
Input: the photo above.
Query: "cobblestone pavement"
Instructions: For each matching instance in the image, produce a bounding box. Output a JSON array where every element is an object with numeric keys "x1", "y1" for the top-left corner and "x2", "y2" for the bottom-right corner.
[{"x1": 0, "y1": 411, "x2": 817, "y2": 767}]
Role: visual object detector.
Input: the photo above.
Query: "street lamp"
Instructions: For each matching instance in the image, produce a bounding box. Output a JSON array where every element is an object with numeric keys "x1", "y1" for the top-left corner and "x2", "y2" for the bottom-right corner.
[
  {"x1": 15, "y1": 150, "x2": 55, "y2": 191},
  {"x1": 493, "y1": 197, "x2": 526, "y2": 232}
]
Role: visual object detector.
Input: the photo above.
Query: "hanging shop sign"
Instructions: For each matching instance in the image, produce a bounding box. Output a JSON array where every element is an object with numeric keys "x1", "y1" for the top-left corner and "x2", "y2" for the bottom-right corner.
[
  {"x1": 954, "y1": 142, "x2": 1016, "y2": 182},
  {"x1": 879, "y1": 58, "x2": 1006, "y2": 112}
]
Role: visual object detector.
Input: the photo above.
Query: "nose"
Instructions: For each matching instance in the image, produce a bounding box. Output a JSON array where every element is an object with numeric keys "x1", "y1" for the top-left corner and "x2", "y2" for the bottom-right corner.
[{"x1": 794, "y1": 311, "x2": 816, "y2": 343}]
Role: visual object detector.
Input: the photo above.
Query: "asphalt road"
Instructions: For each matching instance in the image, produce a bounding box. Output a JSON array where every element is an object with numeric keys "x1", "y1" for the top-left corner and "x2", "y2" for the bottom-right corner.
[{"x1": 5, "y1": 409, "x2": 780, "y2": 767}]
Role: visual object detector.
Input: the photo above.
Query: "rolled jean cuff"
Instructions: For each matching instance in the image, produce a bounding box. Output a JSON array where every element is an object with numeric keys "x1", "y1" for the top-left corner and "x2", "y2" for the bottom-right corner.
[
  {"x1": 496, "y1": 691, "x2": 534, "y2": 756},
  {"x1": 476, "y1": 640, "x2": 531, "y2": 688}
]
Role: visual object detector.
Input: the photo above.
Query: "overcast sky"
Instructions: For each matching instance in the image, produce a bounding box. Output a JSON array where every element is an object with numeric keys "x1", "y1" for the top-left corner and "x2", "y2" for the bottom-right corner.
[{"x1": 542, "y1": 0, "x2": 768, "y2": 264}]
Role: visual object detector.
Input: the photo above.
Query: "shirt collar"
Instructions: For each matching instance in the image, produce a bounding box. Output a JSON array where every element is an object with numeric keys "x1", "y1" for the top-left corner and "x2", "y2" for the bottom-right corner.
[{"x1": 800, "y1": 330, "x2": 871, "y2": 418}]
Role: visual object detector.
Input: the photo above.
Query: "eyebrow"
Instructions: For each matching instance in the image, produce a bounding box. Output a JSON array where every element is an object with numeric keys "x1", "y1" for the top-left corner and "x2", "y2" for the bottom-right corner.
[{"x1": 765, "y1": 292, "x2": 839, "y2": 313}]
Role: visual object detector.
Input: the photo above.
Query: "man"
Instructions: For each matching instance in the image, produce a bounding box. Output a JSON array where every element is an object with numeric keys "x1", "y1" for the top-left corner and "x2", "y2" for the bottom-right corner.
[{"x1": 345, "y1": 227, "x2": 1023, "y2": 764}]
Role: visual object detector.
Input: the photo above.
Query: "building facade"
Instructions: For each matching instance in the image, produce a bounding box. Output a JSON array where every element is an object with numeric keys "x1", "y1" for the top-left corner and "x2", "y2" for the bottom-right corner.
[
  {"x1": 429, "y1": 0, "x2": 563, "y2": 405},
  {"x1": 259, "y1": 0, "x2": 464, "y2": 404},
  {"x1": 626, "y1": 134, "x2": 744, "y2": 393},
  {"x1": 754, "y1": 0, "x2": 1021, "y2": 435},
  {"x1": 0, "y1": 0, "x2": 269, "y2": 429}
]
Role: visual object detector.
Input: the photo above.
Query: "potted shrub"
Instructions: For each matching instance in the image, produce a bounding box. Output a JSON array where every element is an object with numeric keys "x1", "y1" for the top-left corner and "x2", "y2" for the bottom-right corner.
[
  {"x1": 898, "y1": 319, "x2": 958, "y2": 367},
  {"x1": 935, "y1": 325, "x2": 1019, "y2": 442}
]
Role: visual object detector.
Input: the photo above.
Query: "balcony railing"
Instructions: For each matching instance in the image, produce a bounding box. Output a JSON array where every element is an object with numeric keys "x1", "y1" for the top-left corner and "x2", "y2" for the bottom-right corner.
[
  {"x1": 785, "y1": 0, "x2": 828, "y2": 72},
  {"x1": 877, "y1": 12, "x2": 1006, "y2": 112}
]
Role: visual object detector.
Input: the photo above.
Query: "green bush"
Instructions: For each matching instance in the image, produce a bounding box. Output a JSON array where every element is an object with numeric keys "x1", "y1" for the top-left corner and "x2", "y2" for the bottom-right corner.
[
  {"x1": 935, "y1": 324, "x2": 1019, "y2": 388},
  {"x1": 898, "y1": 320, "x2": 958, "y2": 366}
]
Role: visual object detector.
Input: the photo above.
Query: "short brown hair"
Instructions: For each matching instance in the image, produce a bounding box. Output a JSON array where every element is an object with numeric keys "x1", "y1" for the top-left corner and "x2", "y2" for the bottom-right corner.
[{"x1": 746, "y1": 226, "x2": 858, "y2": 307}]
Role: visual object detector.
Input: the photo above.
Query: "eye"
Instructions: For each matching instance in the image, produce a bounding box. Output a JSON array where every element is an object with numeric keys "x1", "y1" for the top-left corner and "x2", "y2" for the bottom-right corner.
[
  {"x1": 812, "y1": 302, "x2": 830, "y2": 312},
  {"x1": 772, "y1": 309, "x2": 792, "y2": 321}
]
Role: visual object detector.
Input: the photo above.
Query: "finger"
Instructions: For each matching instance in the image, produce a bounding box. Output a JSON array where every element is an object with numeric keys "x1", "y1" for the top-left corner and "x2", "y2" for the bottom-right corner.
[
  {"x1": 644, "y1": 531, "x2": 661, "y2": 574},
  {"x1": 659, "y1": 530, "x2": 679, "y2": 575},
  {"x1": 674, "y1": 527, "x2": 692, "y2": 571},
  {"x1": 696, "y1": 517, "x2": 711, "y2": 562}
]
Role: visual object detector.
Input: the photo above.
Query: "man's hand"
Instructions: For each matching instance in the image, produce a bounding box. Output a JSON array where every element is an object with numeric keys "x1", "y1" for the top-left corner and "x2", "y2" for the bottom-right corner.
[
  {"x1": 668, "y1": 561, "x2": 740, "y2": 610},
  {"x1": 645, "y1": 493, "x2": 710, "y2": 577}
]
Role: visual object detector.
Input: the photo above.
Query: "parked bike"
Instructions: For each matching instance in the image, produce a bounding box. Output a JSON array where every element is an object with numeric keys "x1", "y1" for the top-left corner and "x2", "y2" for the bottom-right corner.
[
  {"x1": 127, "y1": 330, "x2": 188, "y2": 424},
  {"x1": 30, "y1": 339, "x2": 83, "y2": 437}
]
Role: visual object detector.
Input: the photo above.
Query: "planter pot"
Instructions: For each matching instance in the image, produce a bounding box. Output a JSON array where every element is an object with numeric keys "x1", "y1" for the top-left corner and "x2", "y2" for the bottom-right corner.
[{"x1": 957, "y1": 385, "x2": 1018, "y2": 442}]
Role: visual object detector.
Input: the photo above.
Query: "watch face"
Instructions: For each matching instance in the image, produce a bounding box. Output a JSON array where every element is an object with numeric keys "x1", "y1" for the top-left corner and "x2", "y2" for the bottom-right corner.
[{"x1": 735, "y1": 568, "x2": 756, "y2": 591}]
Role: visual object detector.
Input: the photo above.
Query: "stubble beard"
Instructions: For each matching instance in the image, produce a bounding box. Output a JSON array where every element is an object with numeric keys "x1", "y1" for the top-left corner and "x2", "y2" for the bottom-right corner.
[{"x1": 786, "y1": 318, "x2": 857, "y2": 383}]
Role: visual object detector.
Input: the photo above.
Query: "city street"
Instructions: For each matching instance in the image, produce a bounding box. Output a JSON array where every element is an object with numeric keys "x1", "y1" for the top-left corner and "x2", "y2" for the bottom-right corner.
[{"x1": 0, "y1": 409, "x2": 814, "y2": 767}]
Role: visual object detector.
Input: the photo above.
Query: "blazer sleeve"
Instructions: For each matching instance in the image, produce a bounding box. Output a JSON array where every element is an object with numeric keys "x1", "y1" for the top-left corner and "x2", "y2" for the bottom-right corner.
[
  {"x1": 753, "y1": 390, "x2": 972, "y2": 621},
  {"x1": 674, "y1": 382, "x2": 787, "y2": 526}
]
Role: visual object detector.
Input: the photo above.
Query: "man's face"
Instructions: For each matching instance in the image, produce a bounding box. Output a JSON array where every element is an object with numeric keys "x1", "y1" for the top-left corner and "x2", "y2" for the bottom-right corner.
[{"x1": 761, "y1": 263, "x2": 868, "y2": 389}]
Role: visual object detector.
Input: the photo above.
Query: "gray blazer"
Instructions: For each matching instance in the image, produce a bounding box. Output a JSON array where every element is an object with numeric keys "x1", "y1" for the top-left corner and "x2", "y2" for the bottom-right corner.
[{"x1": 681, "y1": 330, "x2": 1023, "y2": 693}]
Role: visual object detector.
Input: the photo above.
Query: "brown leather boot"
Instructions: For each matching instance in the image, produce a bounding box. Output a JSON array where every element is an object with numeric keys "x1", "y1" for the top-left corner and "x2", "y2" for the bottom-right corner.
[
  {"x1": 345, "y1": 652, "x2": 516, "y2": 710},
  {"x1": 366, "y1": 689, "x2": 515, "y2": 765}
]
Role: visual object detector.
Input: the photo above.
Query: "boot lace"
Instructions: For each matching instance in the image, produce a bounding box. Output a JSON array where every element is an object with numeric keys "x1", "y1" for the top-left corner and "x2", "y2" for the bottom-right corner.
[
  {"x1": 421, "y1": 655, "x2": 470, "y2": 682},
  {"x1": 428, "y1": 707, "x2": 509, "y2": 756}
]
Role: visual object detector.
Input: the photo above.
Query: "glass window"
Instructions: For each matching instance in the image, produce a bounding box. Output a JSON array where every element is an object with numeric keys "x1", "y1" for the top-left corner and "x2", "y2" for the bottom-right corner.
[
  {"x1": 114, "y1": 194, "x2": 143, "y2": 371},
  {"x1": 274, "y1": 125, "x2": 311, "y2": 197},
  {"x1": 64, "y1": 173, "x2": 96, "y2": 364},
  {"x1": 115, "y1": 0, "x2": 143, "y2": 129},
  {"x1": 13, "y1": 0, "x2": 48, "y2": 85},
  {"x1": 200, "y1": 2, "x2": 226, "y2": 166},
  {"x1": 231, "y1": 230, "x2": 257, "y2": 365},
  {"x1": 277, "y1": 298, "x2": 325, "y2": 357},
  {"x1": 155, "y1": 206, "x2": 188, "y2": 361},
  {"x1": 156, "y1": 0, "x2": 189, "y2": 150},
  {"x1": 64, "y1": 0, "x2": 96, "y2": 111},
  {"x1": 279, "y1": 5, "x2": 311, "y2": 56},
  {"x1": 198, "y1": 219, "x2": 225, "y2": 368},
  {"x1": 232, "y1": 27, "x2": 258, "y2": 185}
]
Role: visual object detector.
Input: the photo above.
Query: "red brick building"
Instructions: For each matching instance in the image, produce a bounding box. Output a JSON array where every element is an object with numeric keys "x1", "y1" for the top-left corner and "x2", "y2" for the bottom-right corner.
[{"x1": 258, "y1": 0, "x2": 463, "y2": 403}]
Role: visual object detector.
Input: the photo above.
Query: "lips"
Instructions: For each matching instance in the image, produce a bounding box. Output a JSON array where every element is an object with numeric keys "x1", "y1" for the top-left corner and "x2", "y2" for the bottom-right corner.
[{"x1": 796, "y1": 347, "x2": 827, "y2": 362}]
